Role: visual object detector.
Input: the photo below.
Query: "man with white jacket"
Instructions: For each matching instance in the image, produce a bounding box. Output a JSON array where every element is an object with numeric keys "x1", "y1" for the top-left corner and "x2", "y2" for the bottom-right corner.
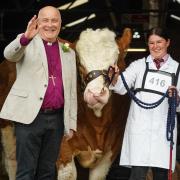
[{"x1": 0, "y1": 6, "x2": 77, "y2": 180}]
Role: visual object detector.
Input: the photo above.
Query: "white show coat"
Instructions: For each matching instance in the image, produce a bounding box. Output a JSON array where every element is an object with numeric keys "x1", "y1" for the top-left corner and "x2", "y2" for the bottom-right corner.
[{"x1": 110, "y1": 55, "x2": 180, "y2": 171}]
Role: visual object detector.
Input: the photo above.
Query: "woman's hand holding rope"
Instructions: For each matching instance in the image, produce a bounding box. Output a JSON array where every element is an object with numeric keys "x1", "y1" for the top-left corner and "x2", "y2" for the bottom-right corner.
[
  {"x1": 108, "y1": 65, "x2": 119, "y2": 86},
  {"x1": 168, "y1": 86, "x2": 180, "y2": 106}
]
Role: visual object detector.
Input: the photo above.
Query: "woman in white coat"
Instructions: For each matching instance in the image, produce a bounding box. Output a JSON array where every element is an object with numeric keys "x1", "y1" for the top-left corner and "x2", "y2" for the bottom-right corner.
[{"x1": 109, "y1": 27, "x2": 180, "y2": 180}]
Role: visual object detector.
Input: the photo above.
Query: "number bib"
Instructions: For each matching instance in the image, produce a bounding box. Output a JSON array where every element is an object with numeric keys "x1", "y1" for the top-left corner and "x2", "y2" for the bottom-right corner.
[
  {"x1": 134, "y1": 61, "x2": 180, "y2": 96},
  {"x1": 144, "y1": 71, "x2": 173, "y2": 94}
]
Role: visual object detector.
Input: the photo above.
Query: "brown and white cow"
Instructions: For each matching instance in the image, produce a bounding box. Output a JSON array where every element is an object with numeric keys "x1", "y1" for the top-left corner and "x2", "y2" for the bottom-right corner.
[
  {"x1": 56, "y1": 28, "x2": 132, "y2": 180},
  {"x1": 57, "y1": 28, "x2": 180, "y2": 180},
  {"x1": 0, "y1": 60, "x2": 16, "y2": 180}
]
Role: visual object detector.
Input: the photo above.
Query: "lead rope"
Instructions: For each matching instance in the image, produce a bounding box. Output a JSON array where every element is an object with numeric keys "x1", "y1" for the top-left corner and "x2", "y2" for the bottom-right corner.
[
  {"x1": 120, "y1": 73, "x2": 177, "y2": 180},
  {"x1": 167, "y1": 89, "x2": 177, "y2": 180},
  {"x1": 120, "y1": 73, "x2": 168, "y2": 108}
]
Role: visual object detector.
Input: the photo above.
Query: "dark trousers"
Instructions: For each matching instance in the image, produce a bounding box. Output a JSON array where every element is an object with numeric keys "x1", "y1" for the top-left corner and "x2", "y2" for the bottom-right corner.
[
  {"x1": 14, "y1": 109, "x2": 64, "y2": 180},
  {"x1": 129, "y1": 166, "x2": 168, "y2": 180}
]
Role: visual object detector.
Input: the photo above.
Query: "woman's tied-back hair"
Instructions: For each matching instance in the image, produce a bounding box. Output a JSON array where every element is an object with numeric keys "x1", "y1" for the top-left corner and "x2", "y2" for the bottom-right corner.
[{"x1": 147, "y1": 27, "x2": 170, "y2": 41}]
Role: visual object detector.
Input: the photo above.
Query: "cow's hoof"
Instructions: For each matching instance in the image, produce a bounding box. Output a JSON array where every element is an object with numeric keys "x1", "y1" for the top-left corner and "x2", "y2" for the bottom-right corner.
[{"x1": 57, "y1": 160, "x2": 77, "y2": 180}]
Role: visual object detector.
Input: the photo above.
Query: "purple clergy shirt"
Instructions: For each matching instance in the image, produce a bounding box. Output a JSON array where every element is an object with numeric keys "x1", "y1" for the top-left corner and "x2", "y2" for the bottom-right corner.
[
  {"x1": 41, "y1": 40, "x2": 64, "y2": 109},
  {"x1": 20, "y1": 35, "x2": 64, "y2": 109}
]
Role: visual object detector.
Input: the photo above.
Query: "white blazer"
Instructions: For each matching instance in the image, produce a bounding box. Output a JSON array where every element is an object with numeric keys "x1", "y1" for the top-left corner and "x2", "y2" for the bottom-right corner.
[
  {"x1": 110, "y1": 55, "x2": 180, "y2": 171},
  {"x1": 0, "y1": 34, "x2": 77, "y2": 134}
]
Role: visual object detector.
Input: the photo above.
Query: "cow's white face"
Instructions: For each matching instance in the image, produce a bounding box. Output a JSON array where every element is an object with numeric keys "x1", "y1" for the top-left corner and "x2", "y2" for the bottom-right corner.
[{"x1": 76, "y1": 28, "x2": 119, "y2": 117}]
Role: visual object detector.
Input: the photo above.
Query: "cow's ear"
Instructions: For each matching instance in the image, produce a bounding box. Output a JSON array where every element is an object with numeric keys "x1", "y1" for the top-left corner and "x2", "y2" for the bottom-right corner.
[
  {"x1": 71, "y1": 41, "x2": 77, "y2": 50},
  {"x1": 116, "y1": 28, "x2": 132, "y2": 71}
]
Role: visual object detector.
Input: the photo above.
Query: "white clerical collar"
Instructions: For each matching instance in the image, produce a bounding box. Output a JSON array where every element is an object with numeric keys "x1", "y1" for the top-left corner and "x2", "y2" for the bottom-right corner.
[
  {"x1": 43, "y1": 39, "x2": 57, "y2": 46},
  {"x1": 47, "y1": 42, "x2": 53, "y2": 46}
]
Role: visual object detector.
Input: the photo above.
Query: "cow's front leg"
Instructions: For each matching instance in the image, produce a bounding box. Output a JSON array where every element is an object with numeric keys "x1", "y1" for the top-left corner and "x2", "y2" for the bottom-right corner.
[
  {"x1": 57, "y1": 137, "x2": 77, "y2": 180},
  {"x1": 89, "y1": 151, "x2": 112, "y2": 180},
  {"x1": 1, "y1": 125, "x2": 17, "y2": 180},
  {"x1": 57, "y1": 158, "x2": 77, "y2": 180}
]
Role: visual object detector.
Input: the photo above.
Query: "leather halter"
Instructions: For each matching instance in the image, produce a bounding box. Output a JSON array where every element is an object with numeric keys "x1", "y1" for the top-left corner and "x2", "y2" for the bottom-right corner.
[
  {"x1": 76, "y1": 56, "x2": 110, "y2": 90},
  {"x1": 85, "y1": 70, "x2": 109, "y2": 85},
  {"x1": 79, "y1": 68, "x2": 110, "y2": 90}
]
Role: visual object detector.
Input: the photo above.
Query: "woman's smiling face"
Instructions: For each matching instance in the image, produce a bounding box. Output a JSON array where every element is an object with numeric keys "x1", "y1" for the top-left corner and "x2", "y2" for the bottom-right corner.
[{"x1": 148, "y1": 34, "x2": 170, "y2": 59}]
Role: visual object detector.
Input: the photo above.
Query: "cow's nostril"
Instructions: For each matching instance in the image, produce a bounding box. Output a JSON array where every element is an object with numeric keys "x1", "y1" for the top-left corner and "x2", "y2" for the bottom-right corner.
[
  {"x1": 101, "y1": 88, "x2": 104, "y2": 94},
  {"x1": 88, "y1": 89, "x2": 93, "y2": 94},
  {"x1": 101, "y1": 87, "x2": 107, "y2": 95}
]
